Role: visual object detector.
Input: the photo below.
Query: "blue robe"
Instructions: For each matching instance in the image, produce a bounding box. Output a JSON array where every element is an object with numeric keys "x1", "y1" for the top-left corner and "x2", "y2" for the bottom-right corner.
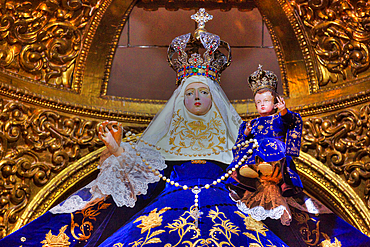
[
  {"x1": 1, "y1": 161, "x2": 370, "y2": 246},
  {"x1": 228, "y1": 110, "x2": 304, "y2": 197}
]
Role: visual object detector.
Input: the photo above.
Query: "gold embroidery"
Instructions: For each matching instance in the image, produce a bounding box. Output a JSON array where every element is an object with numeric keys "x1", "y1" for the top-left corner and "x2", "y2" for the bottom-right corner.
[
  {"x1": 70, "y1": 200, "x2": 111, "y2": 241},
  {"x1": 320, "y1": 234, "x2": 342, "y2": 247},
  {"x1": 130, "y1": 207, "x2": 170, "y2": 246},
  {"x1": 169, "y1": 110, "x2": 226, "y2": 153},
  {"x1": 123, "y1": 206, "x2": 284, "y2": 247},
  {"x1": 41, "y1": 225, "x2": 70, "y2": 247},
  {"x1": 291, "y1": 209, "x2": 332, "y2": 246}
]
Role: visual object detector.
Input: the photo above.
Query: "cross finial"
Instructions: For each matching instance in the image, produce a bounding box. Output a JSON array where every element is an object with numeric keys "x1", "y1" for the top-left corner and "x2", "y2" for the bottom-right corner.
[{"x1": 191, "y1": 8, "x2": 213, "y2": 30}]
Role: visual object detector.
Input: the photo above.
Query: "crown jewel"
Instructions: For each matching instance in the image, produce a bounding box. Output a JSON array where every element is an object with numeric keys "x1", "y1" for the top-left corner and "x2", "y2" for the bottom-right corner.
[
  {"x1": 248, "y1": 65, "x2": 278, "y2": 95},
  {"x1": 167, "y1": 9, "x2": 231, "y2": 85}
]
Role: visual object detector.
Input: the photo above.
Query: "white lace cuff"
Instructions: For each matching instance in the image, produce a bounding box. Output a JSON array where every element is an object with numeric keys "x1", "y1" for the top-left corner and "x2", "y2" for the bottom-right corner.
[
  {"x1": 50, "y1": 143, "x2": 166, "y2": 214},
  {"x1": 89, "y1": 142, "x2": 166, "y2": 208}
]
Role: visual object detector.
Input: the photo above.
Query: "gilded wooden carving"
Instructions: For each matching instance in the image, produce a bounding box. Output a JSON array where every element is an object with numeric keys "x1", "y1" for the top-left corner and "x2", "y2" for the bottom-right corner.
[
  {"x1": 0, "y1": 0, "x2": 369, "y2": 240},
  {"x1": 302, "y1": 103, "x2": 370, "y2": 208},
  {"x1": 0, "y1": 0, "x2": 100, "y2": 90},
  {"x1": 0, "y1": 97, "x2": 103, "y2": 237},
  {"x1": 290, "y1": 0, "x2": 370, "y2": 87}
]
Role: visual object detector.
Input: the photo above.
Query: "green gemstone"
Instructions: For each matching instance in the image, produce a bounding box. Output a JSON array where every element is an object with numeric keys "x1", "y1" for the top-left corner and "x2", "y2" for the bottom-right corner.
[{"x1": 192, "y1": 68, "x2": 199, "y2": 73}]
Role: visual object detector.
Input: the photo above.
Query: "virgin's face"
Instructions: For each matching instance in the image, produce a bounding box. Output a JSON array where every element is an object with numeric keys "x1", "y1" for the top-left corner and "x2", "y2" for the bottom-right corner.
[
  {"x1": 255, "y1": 91, "x2": 275, "y2": 117},
  {"x1": 184, "y1": 82, "x2": 212, "y2": 115}
]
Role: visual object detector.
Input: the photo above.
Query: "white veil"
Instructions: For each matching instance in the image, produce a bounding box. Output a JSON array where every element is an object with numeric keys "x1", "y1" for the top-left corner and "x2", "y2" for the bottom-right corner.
[{"x1": 138, "y1": 75, "x2": 241, "y2": 164}]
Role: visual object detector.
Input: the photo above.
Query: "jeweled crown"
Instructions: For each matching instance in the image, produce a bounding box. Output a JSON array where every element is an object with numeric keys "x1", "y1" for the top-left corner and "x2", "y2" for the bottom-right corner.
[
  {"x1": 248, "y1": 65, "x2": 278, "y2": 95},
  {"x1": 167, "y1": 9, "x2": 231, "y2": 85}
]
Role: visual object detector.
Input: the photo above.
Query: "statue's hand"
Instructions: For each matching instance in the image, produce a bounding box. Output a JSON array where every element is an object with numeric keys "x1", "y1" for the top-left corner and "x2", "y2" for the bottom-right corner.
[
  {"x1": 244, "y1": 121, "x2": 252, "y2": 136},
  {"x1": 275, "y1": 96, "x2": 287, "y2": 115},
  {"x1": 98, "y1": 121, "x2": 123, "y2": 156}
]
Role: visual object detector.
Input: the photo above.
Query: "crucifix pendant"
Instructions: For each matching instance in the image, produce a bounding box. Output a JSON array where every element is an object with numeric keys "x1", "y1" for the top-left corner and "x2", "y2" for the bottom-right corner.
[{"x1": 190, "y1": 186, "x2": 203, "y2": 228}]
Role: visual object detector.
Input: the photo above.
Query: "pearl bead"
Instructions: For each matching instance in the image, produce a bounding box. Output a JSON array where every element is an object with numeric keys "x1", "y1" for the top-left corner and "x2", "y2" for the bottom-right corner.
[
  {"x1": 237, "y1": 144, "x2": 241, "y2": 147},
  {"x1": 217, "y1": 179, "x2": 221, "y2": 183},
  {"x1": 158, "y1": 174, "x2": 163, "y2": 178},
  {"x1": 155, "y1": 171, "x2": 160, "y2": 175},
  {"x1": 142, "y1": 159, "x2": 146, "y2": 162},
  {"x1": 195, "y1": 195, "x2": 199, "y2": 198},
  {"x1": 221, "y1": 176, "x2": 225, "y2": 180},
  {"x1": 228, "y1": 170, "x2": 232, "y2": 174},
  {"x1": 243, "y1": 155, "x2": 248, "y2": 159},
  {"x1": 233, "y1": 146, "x2": 236, "y2": 150},
  {"x1": 205, "y1": 184, "x2": 210, "y2": 189},
  {"x1": 195, "y1": 203, "x2": 198, "y2": 207},
  {"x1": 241, "y1": 142, "x2": 245, "y2": 146},
  {"x1": 194, "y1": 199, "x2": 199, "y2": 203},
  {"x1": 235, "y1": 165, "x2": 239, "y2": 168},
  {"x1": 213, "y1": 181, "x2": 217, "y2": 185},
  {"x1": 175, "y1": 182, "x2": 179, "y2": 187},
  {"x1": 127, "y1": 137, "x2": 131, "y2": 141},
  {"x1": 183, "y1": 185, "x2": 188, "y2": 190},
  {"x1": 225, "y1": 174, "x2": 229, "y2": 178},
  {"x1": 162, "y1": 176, "x2": 167, "y2": 180},
  {"x1": 166, "y1": 178, "x2": 170, "y2": 183},
  {"x1": 148, "y1": 165, "x2": 152, "y2": 169},
  {"x1": 238, "y1": 162, "x2": 242, "y2": 165},
  {"x1": 240, "y1": 158, "x2": 245, "y2": 162},
  {"x1": 231, "y1": 168, "x2": 236, "y2": 171},
  {"x1": 170, "y1": 181, "x2": 174, "y2": 185},
  {"x1": 248, "y1": 149, "x2": 253, "y2": 154}
]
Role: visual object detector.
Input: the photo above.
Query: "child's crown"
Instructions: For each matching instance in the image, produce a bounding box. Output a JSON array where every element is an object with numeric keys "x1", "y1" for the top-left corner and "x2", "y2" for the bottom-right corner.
[
  {"x1": 167, "y1": 9, "x2": 231, "y2": 85},
  {"x1": 248, "y1": 65, "x2": 278, "y2": 95}
]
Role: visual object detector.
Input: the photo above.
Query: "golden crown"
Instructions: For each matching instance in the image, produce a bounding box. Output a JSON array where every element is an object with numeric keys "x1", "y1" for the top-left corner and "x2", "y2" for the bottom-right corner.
[
  {"x1": 248, "y1": 65, "x2": 278, "y2": 95},
  {"x1": 167, "y1": 9, "x2": 231, "y2": 85}
]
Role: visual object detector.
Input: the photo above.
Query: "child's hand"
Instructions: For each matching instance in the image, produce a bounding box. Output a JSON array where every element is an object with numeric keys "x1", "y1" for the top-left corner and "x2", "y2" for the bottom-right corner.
[
  {"x1": 244, "y1": 121, "x2": 252, "y2": 135},
  {"x1": 275, "y1": 96, "x2": 287, "y2": 115}
]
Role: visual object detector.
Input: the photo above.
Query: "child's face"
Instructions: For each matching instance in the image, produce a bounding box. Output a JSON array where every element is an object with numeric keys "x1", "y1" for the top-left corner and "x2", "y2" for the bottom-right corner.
[{"x1": 254, "y1": 91, "x2": 275, "y2": 117}]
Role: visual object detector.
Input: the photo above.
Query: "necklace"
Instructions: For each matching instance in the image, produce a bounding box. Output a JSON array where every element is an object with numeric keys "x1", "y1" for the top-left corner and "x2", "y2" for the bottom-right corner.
[{"x1": 124, "y1": 131, "x2": 259, "y2": 228}]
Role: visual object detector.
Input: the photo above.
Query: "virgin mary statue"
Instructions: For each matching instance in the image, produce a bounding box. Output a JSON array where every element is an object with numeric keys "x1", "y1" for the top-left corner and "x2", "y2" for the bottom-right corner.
[{"x1": 1, "y1": 9, "x2": 370, "y2": 247}]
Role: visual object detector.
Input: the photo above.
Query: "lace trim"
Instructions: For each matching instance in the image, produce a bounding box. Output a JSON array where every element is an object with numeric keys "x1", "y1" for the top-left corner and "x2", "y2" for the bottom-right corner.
[
  {"x1": 237, "y1": 202, "x2": 291, "y2": 226},
  {"x1": 90, "y1": 143, "x2": 166, "y2": 208},
  {"x1": 50, "y1": 195, "x2": 91, "y2": 214},
  {"x1": 236, "y1": 182, "x2": 292, "y2": 225},
  {"x1": 50, "y1": 143, "x2": 166, "y2": 214}
]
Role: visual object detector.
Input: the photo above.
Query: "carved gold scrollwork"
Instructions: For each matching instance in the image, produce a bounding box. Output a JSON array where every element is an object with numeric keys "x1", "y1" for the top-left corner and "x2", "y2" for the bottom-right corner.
[
  {"x1": 0, "y1": 97, "x2": 103, "y2": 237},
  {"x1": 290, "y1": 0, "x2": 370, "y2": 86},
  {"x1": 302, "y1": 104, "x2": 370, "y2": 206},
  {"x1": 0, "y1": 0, "x2": 100, "y2": 90}
]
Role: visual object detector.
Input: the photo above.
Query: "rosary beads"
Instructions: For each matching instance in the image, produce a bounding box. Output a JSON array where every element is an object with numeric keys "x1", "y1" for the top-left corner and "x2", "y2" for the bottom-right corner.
[{"x1": 124, "y1": 131, "x2": 259, "y2": 228}]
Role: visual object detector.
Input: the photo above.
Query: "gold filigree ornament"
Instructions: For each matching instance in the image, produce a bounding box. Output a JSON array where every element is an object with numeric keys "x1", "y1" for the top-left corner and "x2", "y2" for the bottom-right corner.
[
  {"x1": 290, "y1": 0, "x2": 370, "y2": 86},
  {"x1": 41, "y1": 225, "x2": 71, "y2": 247},
  {"x1": 0, "y1": 0, "x2": 101, "y2": 89}
]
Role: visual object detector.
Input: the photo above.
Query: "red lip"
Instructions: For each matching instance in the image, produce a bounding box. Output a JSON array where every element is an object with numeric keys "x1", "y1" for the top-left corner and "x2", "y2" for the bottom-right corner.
[{"x1": 194, "y1": 102, "x2": 201, "y2": 106}]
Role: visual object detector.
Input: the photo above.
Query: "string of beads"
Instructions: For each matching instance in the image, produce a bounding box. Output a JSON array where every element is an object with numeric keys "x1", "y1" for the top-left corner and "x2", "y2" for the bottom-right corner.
[{"x1": 124, "y1": 131, "x2": 259, "y2": 212}]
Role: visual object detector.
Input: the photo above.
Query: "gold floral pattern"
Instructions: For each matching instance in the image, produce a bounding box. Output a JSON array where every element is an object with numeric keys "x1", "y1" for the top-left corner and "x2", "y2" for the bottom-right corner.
[
  {"x1": 320, "y1": 235, "x2": 342, "y2": 247},
  {"x1": 113, "y1": 206, "x2": 285, "y2": 247},
  {"x1": 41, "y1": 225, "x2": 70, "y2": 247},
  {"x1": 169, "y1": 110, "x2": 226, "y2": 153},
  {"x1": 129, "y1": 207, "x2": 170, "y2": 246}
]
